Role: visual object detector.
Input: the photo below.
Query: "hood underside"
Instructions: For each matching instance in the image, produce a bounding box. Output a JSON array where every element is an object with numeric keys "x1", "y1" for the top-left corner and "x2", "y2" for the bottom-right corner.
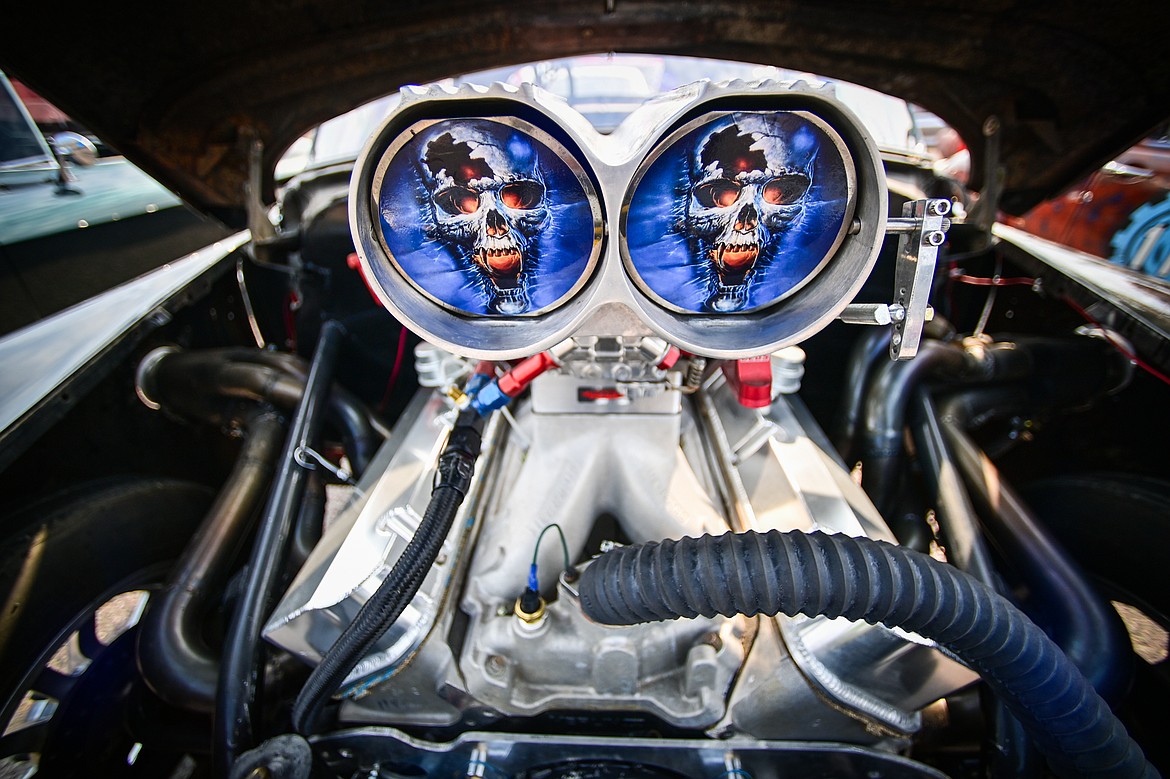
[{"x1": 3, "y1": 1, "x2": 1168, "y2": 227}]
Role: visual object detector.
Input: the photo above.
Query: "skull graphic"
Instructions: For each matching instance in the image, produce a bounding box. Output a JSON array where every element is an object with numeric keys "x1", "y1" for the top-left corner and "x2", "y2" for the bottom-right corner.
[
  {"x1": 417, "y1": 123, "x2": 550, "y2": 315},
  {"x1": 681, "y1": 114, "x2": 813, "y2": 312}
]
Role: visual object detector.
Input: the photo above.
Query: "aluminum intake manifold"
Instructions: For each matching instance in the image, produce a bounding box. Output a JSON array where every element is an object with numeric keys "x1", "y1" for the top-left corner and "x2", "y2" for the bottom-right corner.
[{"x1": 264, "y1": 346, "x2": 975, "y2": 737}]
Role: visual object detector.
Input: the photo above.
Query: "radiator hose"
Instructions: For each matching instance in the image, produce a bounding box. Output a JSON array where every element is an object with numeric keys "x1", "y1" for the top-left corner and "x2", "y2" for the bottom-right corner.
[
  {"x1": 578, "y1": 531, "x2": 1156, "y2": 779},
  {"x1": 290, "y1": 408, "x2": 485, "y2": 735}
]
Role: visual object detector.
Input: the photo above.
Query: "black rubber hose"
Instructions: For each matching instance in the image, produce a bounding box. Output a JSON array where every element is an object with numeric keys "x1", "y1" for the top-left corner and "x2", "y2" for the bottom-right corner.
[
  {"x1": 290, "y1": 407, "x2": 486, "y2": 736},
  {"x1": 579, "y1": 531, "x2": 1157, "y2": 779},
  {"x1": 911, "y1": 388, "x2": 1044, "y2": 777},
  {"x1": 288, "y1": 473, "x2": 326, "y2": 571},
  {"x1": 137, "y1": 410, "x2": 286, "y2": 713},
  {"x1": 832, "y1": 324, "x2": 892, "y2": 462},
  {"x1": 833, "y1": 316, "x2": 960, "y2": 465},
  {"x1": 860, "y1": 340, "x2": 970, "y2": 513},
  {"x1": 215, "y1": 321, "x2": 346, "y2": 775},
  {"x1": 142, "y1": 349, "x2": 378, "y2": 475},
  {"x1": 937, "y1": 391, "x2": 1134, "y2": 704},
  {"x1": 858, "y1": 334, "x2": 1130, "y2": 516}
]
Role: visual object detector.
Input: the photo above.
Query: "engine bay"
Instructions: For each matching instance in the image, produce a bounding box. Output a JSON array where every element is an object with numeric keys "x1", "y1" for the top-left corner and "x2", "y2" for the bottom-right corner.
[
  {"x1": 2, "y1": 74, "x2": 1166, "y2": 779},
  {"x1": 217, "y1": 80, "x2": 1150, "y2": 776}
]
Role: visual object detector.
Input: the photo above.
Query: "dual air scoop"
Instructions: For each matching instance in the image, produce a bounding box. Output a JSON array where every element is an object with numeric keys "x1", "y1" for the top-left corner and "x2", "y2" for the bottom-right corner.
[{"x1": 351, "y1": 79, "x2": 885, "y2": 359}]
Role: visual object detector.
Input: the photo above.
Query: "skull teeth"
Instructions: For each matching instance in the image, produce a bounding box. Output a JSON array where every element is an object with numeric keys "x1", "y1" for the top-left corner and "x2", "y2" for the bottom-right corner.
[
  {"x1": 474, "y1": 247, "x2": 523, "y2": 276},
  {"x1": 712, "y1": 241, "x2": 759, "y2": 270}
]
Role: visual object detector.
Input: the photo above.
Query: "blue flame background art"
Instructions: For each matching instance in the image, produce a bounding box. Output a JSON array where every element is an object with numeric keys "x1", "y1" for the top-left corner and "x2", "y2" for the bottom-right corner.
[
  {"x1": 377, "y1": 118, "x2": 599, "y2": 316},
  {"x1": 625, "y1": 111, "x2": 852, "y2": 314}
]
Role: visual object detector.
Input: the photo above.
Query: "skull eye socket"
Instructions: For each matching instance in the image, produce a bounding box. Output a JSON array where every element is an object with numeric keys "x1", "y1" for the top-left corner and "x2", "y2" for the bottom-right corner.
[
  {"x1": 435, "y1": 186, "x2": 481, "y2": 215},
  {"x1": 499, "y1": 181, "x2": 544, "y2": 210},
  {"x1": 762, "y1": 174, "x2": 811, "y2": 205},
  {"x1": 695, "y1": 179, "x2": 742, "y2": 209}
]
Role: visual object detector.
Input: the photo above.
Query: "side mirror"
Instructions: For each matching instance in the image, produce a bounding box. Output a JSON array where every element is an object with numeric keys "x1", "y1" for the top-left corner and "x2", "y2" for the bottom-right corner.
[{"x1": 51, "y1": 131, "x2": 98, "y2": 167}]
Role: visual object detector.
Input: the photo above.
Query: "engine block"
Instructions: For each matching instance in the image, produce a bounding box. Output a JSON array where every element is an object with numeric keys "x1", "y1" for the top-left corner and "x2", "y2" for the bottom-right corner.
[{"x1": 264, "y1": 342, "x2": 975, "y2": 738}]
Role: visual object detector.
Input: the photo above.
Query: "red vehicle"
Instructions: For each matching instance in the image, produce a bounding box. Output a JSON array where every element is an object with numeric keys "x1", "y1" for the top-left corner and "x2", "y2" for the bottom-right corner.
[{"x1": 1008, "y1": 133, "x2": 1170, "y2": 279}]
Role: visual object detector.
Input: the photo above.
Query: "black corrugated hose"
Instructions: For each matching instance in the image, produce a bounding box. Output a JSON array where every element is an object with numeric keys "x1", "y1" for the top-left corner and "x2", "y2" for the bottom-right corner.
[
  {"x1": 578, "y1": 530, "x2": 1158, "y2": 779},
  {"x1": 290, "y1": 407, "x2": 486, "y2": 735}
]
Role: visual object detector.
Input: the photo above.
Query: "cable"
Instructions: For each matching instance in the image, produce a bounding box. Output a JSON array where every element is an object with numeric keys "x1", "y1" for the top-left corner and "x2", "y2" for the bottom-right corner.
[
  {"x1": 378, "y1": 325, "x2": 409, "y2": 414},
  {"x1": 1063, "y1": 296, "x2": 1170, "y2": 388},
  {"x1": 952, "y1": 273, "x2": 1038, "y2": 287},
  {"x1": 291, "y1": 408, "x2": 486, "y2": 735},
  {"x1": 532, "y1": 523, "x2": 571, "y2": 573},
  {"x1": 972, "y1": 258, "x2": 1002, "y2": 337}
]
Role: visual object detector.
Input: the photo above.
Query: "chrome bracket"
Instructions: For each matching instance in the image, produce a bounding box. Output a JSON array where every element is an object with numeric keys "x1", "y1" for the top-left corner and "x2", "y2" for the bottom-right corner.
[
  {"x1": 838, "y1": 199, "x2": 951, "y2": 360},
  {"x1": 889, "y1": 199, "x2": 951, "y2": 360}
]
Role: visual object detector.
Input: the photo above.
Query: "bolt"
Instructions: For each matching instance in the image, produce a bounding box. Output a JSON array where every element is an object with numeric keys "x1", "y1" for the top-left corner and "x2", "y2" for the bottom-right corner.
[
  {"x1": 485, "y1": 655, "x2": 507, "y2": 676},
  {"x1": 928, "y1": 199, "x2": 951, "y2": 217},
  {"x1": 983, "y1": 115, "x2": 1001, "y2": 137},
  {"x1": 147, "y1": 309, "x2": 172, "y2": 327},
  {"x1": 699, "y1": 632, "x2": 724, "y2": 652},
  {"x1": 892, "y1": 334, "x2": 903, "y2": 346},
  {"x1": 924, "y1": 230, "x2": 946, "y2": 246}
]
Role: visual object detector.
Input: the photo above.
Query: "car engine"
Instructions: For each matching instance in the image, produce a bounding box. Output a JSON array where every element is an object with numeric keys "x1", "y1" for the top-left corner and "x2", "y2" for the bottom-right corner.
[{"x1": 179, "y1": 80, "x2": 1143, "y2": 777}]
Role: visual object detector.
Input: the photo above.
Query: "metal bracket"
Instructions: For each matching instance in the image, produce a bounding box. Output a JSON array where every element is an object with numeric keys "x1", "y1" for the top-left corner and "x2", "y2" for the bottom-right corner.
[
  {"x1": 835, "y1": 198, "x2": 951, "y2": 360},
  {"x1": 243, "y1": 136, "x2": 277, "y2": 259},
  {"x1": 890, "y1": 199, "x2": 951, "y2": 360}
]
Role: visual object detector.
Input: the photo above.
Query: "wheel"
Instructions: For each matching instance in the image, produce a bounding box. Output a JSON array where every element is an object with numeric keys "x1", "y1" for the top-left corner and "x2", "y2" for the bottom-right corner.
[{"x1": 0, "y1": 478, "x2": 212, "y2": 777}]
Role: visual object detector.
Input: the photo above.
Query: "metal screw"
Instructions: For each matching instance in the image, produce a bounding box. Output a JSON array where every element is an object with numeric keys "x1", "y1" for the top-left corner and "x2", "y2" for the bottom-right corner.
[
  {"x1": 924, "y1": 230, "x2": 946, "y2": 246},
  {"x1": 699, "y1": 632, "x2": 724, "y2": 652},
  {"x1": 928, "y1": 199, "x2": 951, "y2": 217},
  {"x1": 892, "y1": 334, "x2": 902, "y2": 346},
  {"x1": 485, "y1": 655, "x2": 507, "y2": 676}
]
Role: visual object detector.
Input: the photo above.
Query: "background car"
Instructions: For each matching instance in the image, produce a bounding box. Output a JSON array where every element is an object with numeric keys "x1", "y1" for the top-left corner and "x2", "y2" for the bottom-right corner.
[
  {"x1": 0, "y1": 72, "x2": 229, "y2": 335},
  {"x1": 1009, "y1": 130, "x2": 1170, "y2": 280}
]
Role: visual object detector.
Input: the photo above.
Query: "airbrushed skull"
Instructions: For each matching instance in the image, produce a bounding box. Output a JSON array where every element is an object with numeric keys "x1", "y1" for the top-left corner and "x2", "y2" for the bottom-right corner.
[
  {"x1": 683, "y1": 114, "x2": 813, "y2": 312},
  {"x1": 418, "y1": 123, "x2": 550, "y2": 315}
]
